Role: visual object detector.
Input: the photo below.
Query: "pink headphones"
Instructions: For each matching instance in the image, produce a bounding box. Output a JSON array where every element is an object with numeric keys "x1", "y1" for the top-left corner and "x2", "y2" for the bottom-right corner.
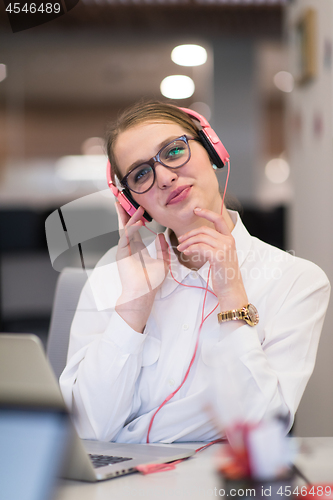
[{"x1": 106, "y1": 107, "x2": 229, "y2": 223}]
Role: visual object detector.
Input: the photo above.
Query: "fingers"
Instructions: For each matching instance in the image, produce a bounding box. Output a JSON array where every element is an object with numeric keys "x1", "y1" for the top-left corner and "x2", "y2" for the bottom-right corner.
[
  {"x1": 129, "y1": 205, "x2": 145, "y2": 226},
  {"x1": 115, "y1": 201, "x2": 145, "y2": 229},
  {"x1": 115, "y1": 201, "x2": 129, "y2": 229},
  {"x1": 116, "y1": 202, "x2": 145, "y2": 239},
  {"x1": 117, "y1": 221, "x2": 143, "y2": 251},
  {"x1": 177, "y1": 233, "x2": 219, "y2": 253},
  {"x1": 116, "y1": 203, "x2": 146, "y2": 252},
  {"x1": 178, "y1": 225, "x2": 219, "y2": 243},
  {"x1": 176, "y1": 208, "x2": 236, "y2": 265},
  {"x1": 193, "y1": 207, "x2": 231, "y2": 236}
]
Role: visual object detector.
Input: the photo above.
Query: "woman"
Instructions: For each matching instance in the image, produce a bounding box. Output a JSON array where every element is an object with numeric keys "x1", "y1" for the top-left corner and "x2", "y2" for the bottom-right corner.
[{"x1": 60, "y1": 101, "x2": 330, "y2": 444}]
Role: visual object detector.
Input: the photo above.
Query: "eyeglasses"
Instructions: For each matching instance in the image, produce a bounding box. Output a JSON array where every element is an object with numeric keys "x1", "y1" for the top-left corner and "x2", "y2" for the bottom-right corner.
[{"x1": 120, "y1": 135, "x2": 194, "y2": 194}]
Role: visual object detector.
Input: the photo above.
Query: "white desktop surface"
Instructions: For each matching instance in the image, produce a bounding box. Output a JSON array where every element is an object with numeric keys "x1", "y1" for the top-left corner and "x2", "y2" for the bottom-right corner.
[{"x1": 55, "y1": 439, "x2": 333, "y2": 500}]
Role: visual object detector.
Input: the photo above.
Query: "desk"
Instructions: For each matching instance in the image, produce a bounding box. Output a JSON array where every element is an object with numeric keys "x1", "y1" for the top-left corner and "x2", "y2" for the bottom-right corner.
[{"x1": 54, "y1": 439, "x2": 333, "y2": 500}]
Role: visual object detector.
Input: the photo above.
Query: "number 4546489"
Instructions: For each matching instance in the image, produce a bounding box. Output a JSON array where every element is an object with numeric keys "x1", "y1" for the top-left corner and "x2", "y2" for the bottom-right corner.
[
  {"x1": 277, "y1": 486, "x2": 333, "y2": 498},
  {"x1": 5, "y1": 3, "x2": 61, "y2": 14}
]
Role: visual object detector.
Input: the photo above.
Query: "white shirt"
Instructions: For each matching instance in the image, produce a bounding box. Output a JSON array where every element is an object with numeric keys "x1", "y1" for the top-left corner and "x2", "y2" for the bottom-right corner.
[{"x1": 60, "y1": 211, "x2": 330, "y2": 443}]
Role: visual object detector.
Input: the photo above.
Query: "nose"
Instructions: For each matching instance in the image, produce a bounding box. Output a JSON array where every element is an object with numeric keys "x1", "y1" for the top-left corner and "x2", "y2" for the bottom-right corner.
[{"x1": 155, "y1": 162, "x2": 178, "y2": 189}]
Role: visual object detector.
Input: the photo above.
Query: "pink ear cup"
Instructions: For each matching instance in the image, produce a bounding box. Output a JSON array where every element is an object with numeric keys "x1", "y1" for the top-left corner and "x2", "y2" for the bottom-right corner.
[
  {"x1": 106, "y1": 160, "x2": 151, "y2": 221},
  {"x1": 179, "y1": 107, "x2": 229, "y2": 165}
]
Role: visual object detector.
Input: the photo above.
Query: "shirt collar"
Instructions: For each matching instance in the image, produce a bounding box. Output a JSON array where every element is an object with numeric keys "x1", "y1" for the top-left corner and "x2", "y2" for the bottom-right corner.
[
  {"x1": 229, "y1": 209, "x2": 253, "y2": 268},
  {"x1": 159, "y1": 210, "x2": 253, "y2": 299}
]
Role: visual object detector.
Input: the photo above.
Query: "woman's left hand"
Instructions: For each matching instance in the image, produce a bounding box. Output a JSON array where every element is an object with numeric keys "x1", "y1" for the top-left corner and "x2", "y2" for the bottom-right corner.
[{"x1": 176, "y1": 207, "x2": 248, "y2": 311}]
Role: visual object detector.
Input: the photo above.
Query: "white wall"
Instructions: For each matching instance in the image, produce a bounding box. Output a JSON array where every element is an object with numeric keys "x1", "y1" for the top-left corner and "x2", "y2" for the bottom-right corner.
[{"x1": 287, "y1": 0, "x2": 333, "y2": 436}]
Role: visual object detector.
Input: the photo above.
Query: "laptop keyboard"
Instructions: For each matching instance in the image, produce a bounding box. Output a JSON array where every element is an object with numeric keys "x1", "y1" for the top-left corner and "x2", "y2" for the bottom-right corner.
[{"x1": 89, "y1": 454, "x2": 133, "y2": 469}]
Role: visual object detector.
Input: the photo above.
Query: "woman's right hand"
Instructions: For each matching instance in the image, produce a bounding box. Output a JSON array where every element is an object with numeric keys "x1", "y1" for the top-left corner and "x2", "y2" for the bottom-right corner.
[{"x1": 115, "y1": 202, "x2": 169, "y2": 333}]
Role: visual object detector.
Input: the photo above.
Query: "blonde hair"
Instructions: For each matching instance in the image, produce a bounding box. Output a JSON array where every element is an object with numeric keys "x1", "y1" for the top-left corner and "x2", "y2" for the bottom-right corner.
[{"x1": 106, "y1": 100, "x2": 200, "y2": 183}]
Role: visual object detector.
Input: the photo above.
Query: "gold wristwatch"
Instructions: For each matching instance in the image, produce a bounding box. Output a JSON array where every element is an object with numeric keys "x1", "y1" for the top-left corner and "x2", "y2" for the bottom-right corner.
[{"x1": 217, "y1": 304, "x2": 259, "y2": 327}]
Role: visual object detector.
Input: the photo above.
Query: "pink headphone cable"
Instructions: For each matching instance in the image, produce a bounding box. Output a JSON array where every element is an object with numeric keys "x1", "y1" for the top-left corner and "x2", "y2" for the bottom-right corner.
[{"x1": 144, "y1": 160, "x2": 231, "y2": 443}]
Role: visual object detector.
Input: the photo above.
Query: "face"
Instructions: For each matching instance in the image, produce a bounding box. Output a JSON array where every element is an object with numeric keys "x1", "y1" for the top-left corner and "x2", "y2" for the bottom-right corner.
[{"x1": 114, "y1": 121, "x2": 222, "y2": 233}]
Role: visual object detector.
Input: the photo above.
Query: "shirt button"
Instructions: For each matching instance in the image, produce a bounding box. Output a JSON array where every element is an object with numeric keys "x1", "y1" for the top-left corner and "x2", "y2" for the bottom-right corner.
[
  {"x1": 182, "y1": 324, "x2": 189, "y2": 331},
  {"x1": 191, "y1": 271, "x2": 198, "y2": 279},
  {"x1": 168, "y1": 379, "x2": 175, "y2": 387}
]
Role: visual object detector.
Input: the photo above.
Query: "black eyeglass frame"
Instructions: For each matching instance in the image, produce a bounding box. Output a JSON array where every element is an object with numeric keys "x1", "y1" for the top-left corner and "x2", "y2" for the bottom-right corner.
[{"x1": 120, "y1": 134, "x2": 196, "y2": 195}]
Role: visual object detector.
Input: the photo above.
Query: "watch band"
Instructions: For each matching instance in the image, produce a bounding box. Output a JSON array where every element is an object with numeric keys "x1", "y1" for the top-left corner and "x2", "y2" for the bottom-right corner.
[
  {"x1": 217, "y1": 309, "x2": 245, "y2": 323},
  {"x1": 217, "y1": 303, "x2": 259, "y2": 327}
]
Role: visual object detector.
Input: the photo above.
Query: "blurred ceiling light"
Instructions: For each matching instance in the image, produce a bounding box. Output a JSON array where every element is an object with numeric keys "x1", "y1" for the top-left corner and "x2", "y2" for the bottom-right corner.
[
  {"x1": 56, "y1": 155, "x2": 107, "y2": 181},
  {"x1": 171, "y1": 45, "x2": 207, "y2": 67},
  {"x1": 81, "y1": 137, "x2": 105, "y2": 155},
  {"x1": 273, "y1": 71, "x2": 294, "y2": 93},
  {"x1": 0, "y1": 64, "x2": 7, "y2": 82},
  {"x1": 190, "y1": 102, "x2": 211, "y2": 121},
  {"x1": 265, "y1": 158, "x2": 290, "y2": 184},
  {"x1": 160, "y1": 75, "x2": 195, "y2": 99}
]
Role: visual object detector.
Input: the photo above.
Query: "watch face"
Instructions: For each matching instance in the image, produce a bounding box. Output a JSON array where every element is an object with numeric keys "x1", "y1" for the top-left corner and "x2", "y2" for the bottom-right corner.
[{"x1": 247, "y1": 304, "x2": 259, "y2": 325}]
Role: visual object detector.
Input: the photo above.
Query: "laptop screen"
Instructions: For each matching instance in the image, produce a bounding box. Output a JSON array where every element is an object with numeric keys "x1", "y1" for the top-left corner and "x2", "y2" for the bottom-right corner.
[{"x1": 0, "y1": 406, "x2": 70, "y2": 500}]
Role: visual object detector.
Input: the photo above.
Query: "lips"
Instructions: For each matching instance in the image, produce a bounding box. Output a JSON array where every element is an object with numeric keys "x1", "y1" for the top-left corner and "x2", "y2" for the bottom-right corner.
[{"x1": 166, "y1": 185, "x2": 192, "y2": 205}]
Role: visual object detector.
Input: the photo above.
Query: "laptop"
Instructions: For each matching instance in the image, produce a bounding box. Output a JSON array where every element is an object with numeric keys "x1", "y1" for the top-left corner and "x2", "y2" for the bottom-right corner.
[
  {"x1": 0, "y1": 405, "x2": 70, "y2": 500},
  {"x1": 0, "y1": 334, "x2": 195, "y2": 482}
]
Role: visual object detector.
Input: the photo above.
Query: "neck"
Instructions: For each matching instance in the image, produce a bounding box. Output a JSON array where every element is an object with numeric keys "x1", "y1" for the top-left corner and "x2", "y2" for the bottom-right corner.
[{"x1": 170, "y1": 206, "x2": 235, "y2": 271}]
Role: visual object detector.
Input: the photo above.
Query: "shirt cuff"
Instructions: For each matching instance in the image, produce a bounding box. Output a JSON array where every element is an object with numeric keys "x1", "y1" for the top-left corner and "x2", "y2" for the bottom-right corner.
[
  {"x1": 104, "y1": 312, "x2": 147, "y2": 354},
  {"x1": 219, "y1": 323, "x2": 263, "y2": 357}
]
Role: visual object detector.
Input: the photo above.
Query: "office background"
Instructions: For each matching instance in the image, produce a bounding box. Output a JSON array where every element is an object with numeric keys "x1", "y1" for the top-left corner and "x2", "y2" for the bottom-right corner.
[{"x1": 0, "y1": 0, "x2": 332, "y2": 436}]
